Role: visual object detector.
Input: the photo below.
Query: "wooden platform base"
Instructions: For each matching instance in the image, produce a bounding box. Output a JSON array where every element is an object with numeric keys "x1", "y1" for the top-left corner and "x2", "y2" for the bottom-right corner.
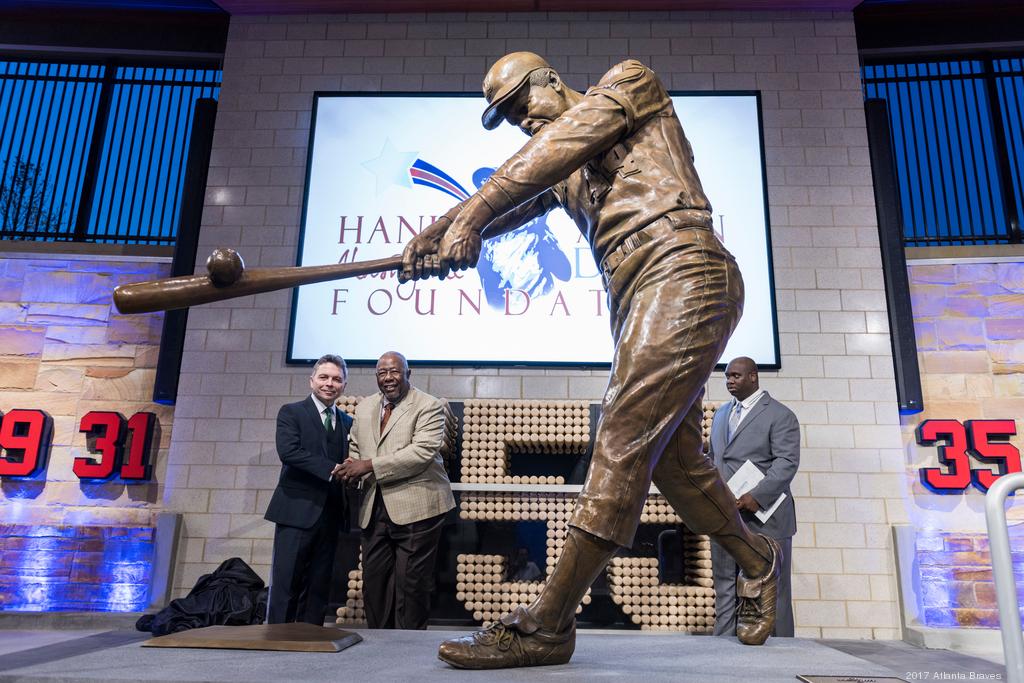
[{"x1": 141, "y1": 623, "x2": 363, "y2": 652}]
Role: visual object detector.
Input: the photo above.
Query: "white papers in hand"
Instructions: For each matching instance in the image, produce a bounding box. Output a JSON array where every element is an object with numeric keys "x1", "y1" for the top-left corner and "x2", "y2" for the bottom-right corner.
[{"x1": 726, "y1": 459, "x2": 787, "y2": 524}]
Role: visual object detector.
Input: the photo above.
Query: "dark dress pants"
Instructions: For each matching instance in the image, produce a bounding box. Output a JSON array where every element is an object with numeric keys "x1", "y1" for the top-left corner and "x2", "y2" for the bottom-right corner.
[
  {"x1": 361, "y1": 494, "x2": 445, "y2": 629},
  {"x1": 711, "y1": 535, "x2": 794, "y2": 637},
  {"x1": 267, "y1": 492, "x2": 343, "y2": 625}
]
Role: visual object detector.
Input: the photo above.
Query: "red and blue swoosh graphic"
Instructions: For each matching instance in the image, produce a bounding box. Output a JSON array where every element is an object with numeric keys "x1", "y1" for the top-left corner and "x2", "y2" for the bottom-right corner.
[{"x1": 409, "y1": 159, "x2": 471, "y2": 201}]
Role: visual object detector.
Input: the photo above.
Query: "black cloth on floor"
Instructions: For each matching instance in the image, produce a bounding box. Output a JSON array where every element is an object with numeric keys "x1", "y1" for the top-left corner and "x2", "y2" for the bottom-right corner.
[{"x1": 136, "y1": 557, "x2": 269, "y2": 636}]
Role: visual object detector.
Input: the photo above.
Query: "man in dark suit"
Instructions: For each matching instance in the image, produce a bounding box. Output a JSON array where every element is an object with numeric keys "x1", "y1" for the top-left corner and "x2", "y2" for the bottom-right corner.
[
  {"x1": 709, "y1": 356, "x2": 800, "y2": 637},
  {"x1": 265, "y1": 353, "x2": 353, "y2": 625}
]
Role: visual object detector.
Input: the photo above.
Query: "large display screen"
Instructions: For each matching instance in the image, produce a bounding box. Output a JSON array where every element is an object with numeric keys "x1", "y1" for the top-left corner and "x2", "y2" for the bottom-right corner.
[{"x1": 289, "y1": 93, "x2": 778, "y2": 367}]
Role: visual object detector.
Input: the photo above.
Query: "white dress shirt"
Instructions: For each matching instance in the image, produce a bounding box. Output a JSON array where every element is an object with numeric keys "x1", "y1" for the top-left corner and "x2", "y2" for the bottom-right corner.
[
  {"x1": 310, "y1": 393, "x2": 336, "y2": 427},
  {"x1": 731, "y1": 387, "x2": 765, "y2": 430}
]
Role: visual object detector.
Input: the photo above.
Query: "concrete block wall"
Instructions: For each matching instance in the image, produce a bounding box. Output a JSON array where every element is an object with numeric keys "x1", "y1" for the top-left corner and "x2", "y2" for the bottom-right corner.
[{"x1": 169, "y1": 10, "x2": 904, "y2": 638}]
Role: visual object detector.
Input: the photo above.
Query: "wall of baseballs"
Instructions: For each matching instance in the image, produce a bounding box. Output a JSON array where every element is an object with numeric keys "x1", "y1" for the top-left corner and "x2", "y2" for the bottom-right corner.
[{"x1": 334, "y1": 398, "x2": 719, "y2": 632}]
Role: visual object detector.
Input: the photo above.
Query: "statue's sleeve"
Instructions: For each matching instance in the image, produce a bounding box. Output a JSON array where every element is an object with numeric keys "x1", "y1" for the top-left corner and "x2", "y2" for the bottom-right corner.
[
  {"x1": 474, "y1": 61, "x2": 670, "y2": 218},
  {"x1": 480, "y1": 191, "x2": 558, "y2": 240},
  {"x1": 586, "y1": 60, "x2": 672, "y2": 136},
  {"x1": 474, "y1": 93, "x2": 628, "y2": 217}
]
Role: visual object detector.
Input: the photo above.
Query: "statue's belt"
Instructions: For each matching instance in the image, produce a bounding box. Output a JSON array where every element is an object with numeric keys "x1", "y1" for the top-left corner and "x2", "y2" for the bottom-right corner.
[{"x1": 599, "y1": 209, "x2": 714, "y2": 281}]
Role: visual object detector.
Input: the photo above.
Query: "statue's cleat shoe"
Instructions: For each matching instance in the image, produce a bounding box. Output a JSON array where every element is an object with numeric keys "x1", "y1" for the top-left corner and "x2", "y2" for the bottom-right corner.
[
  {"x1": 438, "y1": 606, "x2": 575, "y2": 669},
  {"x1": 736, "y1": 535, "x2": 782, "y2": 646}
]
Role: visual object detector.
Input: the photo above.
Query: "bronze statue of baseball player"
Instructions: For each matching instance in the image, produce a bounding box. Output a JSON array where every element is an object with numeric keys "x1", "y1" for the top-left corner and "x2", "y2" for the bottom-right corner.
[{"x1": 401, "y1": 52, "x2": 782, "y2": 669}]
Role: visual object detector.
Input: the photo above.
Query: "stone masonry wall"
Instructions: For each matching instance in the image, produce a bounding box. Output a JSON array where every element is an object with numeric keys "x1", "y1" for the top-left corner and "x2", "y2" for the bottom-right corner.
[
  {"x1": 0, "y1": 252, "x2": 173, "y2": 527},
  {"x1": 914, "y1": 529, "x2": 1024, "y2": 629},
  {"x1": 905, "y1": 259, "x2": 1024, "y2": 530}
]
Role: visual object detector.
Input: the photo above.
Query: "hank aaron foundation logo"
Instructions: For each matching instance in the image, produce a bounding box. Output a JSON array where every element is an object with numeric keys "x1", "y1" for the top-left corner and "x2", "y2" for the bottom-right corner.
[{"x1": 327, "y1": 141, "x2": 594, "y2": 320}]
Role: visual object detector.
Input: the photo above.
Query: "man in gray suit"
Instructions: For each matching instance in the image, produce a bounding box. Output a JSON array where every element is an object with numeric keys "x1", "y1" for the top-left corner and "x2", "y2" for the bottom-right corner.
[
  {"x1": 709, "y1": 356, "x2": 800, "y2": 637},
  {"x1": 336, "y1": 351, "x2": 455, "y2": 629}
]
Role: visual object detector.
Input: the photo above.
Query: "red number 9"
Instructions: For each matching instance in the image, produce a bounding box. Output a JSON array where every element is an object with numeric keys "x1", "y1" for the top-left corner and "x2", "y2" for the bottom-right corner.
[{"x1": 0, "y1": 409, "x2": 52, "y2": 478}]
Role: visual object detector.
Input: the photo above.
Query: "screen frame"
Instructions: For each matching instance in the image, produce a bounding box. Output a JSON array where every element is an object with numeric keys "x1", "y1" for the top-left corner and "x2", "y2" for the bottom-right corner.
[{"x1": 287, "y1": 90, "x2": 780, "y2": 371}]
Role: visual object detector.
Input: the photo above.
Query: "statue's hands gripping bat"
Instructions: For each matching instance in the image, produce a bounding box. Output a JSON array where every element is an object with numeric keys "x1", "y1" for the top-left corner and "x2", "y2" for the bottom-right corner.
[
  {"x1": 399, "y1": 218, "x2": 452, "y2": 283},
  {"x1": 401, "y1": 195, "x2": 492, "y2": 284},
  {"x1": 437, "y1": 195, "x2": 491, "y2": 274}
]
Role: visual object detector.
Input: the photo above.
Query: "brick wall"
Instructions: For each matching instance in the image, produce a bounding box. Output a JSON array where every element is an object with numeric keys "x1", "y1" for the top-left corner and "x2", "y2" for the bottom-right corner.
[
  {"x1": 170, "y1": 10, "x2": 904, "y2": 638},
  {"x1": 915, "y1": 529, "x2": 1024, "y2": 629},
  {"x1": 0, "y1": 523, "x2": 155, "y2": 612}
]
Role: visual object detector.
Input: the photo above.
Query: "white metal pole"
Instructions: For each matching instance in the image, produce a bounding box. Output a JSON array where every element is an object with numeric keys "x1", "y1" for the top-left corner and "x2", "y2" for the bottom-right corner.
[{"x1": 985, "y1": 471, "x2": 1024, "y2": 683}]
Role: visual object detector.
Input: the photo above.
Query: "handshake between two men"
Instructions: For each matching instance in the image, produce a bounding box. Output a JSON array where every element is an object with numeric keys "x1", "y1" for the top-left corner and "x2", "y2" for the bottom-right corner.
[{"x1": 332, "y1": 458, "x2": 372, "y2": 486}]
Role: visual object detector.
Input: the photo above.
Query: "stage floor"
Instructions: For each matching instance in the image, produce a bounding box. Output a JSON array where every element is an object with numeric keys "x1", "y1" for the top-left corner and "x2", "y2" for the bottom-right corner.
[{"x1": 0, "y1": 627, "x2": 1006, "y2": 682}]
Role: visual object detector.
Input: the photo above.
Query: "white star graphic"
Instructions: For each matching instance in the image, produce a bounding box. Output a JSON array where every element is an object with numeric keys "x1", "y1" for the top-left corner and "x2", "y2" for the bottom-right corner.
[{"x1": 361, "y1": 139, "x2": 419, "y2": 196}]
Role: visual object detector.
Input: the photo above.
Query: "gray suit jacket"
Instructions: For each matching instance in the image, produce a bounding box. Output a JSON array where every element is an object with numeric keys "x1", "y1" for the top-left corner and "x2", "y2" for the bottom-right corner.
[
  {"x1": 709, "y1": 391, "x2": 800, "y2": 539},
  {"x1": 349, "y1": 387, "x2": 455, "y2": 528}
]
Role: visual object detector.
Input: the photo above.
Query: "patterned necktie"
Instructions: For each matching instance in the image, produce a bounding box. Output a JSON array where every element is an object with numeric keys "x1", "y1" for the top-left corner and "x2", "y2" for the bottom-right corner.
[
  {"x1": 380, "y1": 402, "x2": 394, "y2": 433},
  {"x1": 728, "y1": 401, "x2": 743, "y2": 440},
  {"x1": 324, "y1": 408, "x2": 334, "y2": 436}
]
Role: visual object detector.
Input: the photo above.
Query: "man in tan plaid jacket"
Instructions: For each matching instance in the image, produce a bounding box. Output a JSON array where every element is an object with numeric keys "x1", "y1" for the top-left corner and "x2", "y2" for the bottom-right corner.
[{"x1": 336, "y1": 351, "x2": 455, "y2": 629}]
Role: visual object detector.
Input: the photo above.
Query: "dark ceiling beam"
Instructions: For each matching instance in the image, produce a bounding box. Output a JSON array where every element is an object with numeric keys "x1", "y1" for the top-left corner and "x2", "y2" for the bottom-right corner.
[
  {"x1": 0, "y1": 7, "x2": 229, "y2": 55},
  {"x1": 210, "y1": 0, "x2": 861, "y2": 14},
  {"x1": 854, "y1": 0, "x2": 1024, "y2": 52}
]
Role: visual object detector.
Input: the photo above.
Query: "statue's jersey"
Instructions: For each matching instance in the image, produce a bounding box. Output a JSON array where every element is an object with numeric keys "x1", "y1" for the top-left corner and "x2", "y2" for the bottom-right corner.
[{"x1": 478, "y1": 60, "x2": 714, "y2": 268}]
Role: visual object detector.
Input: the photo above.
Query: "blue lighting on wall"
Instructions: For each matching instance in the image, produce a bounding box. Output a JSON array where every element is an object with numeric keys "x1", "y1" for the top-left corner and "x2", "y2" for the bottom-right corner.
[
  {"x1": 5, "y1": 1, "x2": 224, "y2": 12},
  {"x1": 0, "y1": 525, "x2": 155, "y2": 612},
  {"x1": 915, "y1": 528, "x2": 1024, "y2": 628}
]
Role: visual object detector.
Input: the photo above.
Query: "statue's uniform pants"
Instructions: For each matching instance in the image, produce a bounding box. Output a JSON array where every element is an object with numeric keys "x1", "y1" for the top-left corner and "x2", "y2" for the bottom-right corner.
[{"x1": 571, "y1": 219, "x2": 765, "y2": 567}]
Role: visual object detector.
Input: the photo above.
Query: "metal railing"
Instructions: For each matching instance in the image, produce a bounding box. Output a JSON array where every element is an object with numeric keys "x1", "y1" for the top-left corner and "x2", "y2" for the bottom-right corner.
[
  {"x1": 863, "y1": 55, "x2": 1024, "y2": 246},
  {"x1": 0, "y1": 58, "x2": 220, "y2": 245},
  {"x1": 996, "y1": 57, "x2": 1024, "y2": 242},
  {"x1": 984, "y1": 471, "x2": 1024, "y2": 683}
]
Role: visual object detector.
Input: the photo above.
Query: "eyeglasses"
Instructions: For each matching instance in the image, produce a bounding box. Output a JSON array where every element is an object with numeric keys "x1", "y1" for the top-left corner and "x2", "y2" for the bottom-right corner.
[{"x1": 375, "y1": 369, "x2": 404, "y2": 379}]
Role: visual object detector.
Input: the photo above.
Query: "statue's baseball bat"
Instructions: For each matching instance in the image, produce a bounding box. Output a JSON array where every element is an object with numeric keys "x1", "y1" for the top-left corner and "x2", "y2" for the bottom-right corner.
[{"x1": 113, "y1": 248, "x2": 402, "y2": 314}]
